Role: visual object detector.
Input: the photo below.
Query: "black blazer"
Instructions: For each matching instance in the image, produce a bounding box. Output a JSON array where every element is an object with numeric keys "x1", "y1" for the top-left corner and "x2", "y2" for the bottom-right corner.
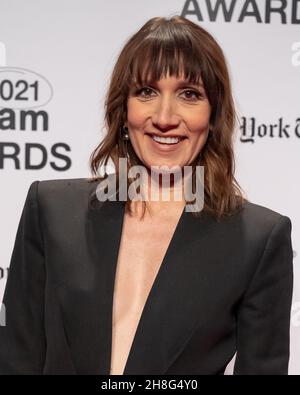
[{"x1": 0, "y1": 178, "x2": 294, "y2": 375}]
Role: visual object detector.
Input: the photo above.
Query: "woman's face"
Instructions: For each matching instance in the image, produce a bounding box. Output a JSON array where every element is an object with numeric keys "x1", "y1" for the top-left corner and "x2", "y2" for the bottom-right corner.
[{"x1": 126, "y1": 72, "x2": 211, "y2": 171}]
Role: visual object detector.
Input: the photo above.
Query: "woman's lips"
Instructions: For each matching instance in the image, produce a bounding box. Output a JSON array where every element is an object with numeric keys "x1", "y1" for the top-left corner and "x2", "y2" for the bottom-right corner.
[{"x1": 146, "y1": 133, "x2": 187, "y2": 152}]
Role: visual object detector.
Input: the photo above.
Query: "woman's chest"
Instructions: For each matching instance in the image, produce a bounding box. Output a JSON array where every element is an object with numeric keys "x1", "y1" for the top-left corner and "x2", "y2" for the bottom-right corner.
[
  {"x1": 109, "y1": 213, "x2": 184, "y2": 374},
  {"x1": 112, "y1": 213, "x2": 181, "y2": 322}
]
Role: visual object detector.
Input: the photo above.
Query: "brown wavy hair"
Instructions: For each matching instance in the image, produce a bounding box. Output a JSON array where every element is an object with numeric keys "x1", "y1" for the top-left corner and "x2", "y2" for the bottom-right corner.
[{"x1": 89, "y1": 15, "x2": 247, "y2": 220}]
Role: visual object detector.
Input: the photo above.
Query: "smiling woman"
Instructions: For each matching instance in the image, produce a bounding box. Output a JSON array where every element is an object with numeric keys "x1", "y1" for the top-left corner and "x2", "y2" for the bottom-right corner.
[
  {"x1": 0, "y1": 15, "x2": 293, "y2": 376},
  {"x1": 126, "y1": 75, "x2": 211, "y2": 171},
  {"x1": 89, "y1": 15, "x2": 245, "y2": 220}
]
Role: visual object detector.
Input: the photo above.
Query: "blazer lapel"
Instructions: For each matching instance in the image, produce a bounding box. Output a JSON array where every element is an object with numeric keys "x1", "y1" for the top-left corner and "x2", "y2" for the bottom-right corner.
[
  {"x1": 62, "y1": 180, "x2": 218, "y2": 375},
  {"x1": 122, "y1": 204, "x2": 217, "y2": 374}
]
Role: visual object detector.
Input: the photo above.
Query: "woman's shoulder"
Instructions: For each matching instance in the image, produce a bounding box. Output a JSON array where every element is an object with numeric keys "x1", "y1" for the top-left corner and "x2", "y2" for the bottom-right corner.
[
  {"x1": 31, "y1": 177, "x2": 99, "y2": 211},
  {"x1": 37, "y1": 177, "x2": 96, "y2": 192},
  {"x1": 241, "y1": 199, "x2": 289, "y2": 221},
  {"x1": 233, "y1": 199, "x2": 292, "y2": 238}
]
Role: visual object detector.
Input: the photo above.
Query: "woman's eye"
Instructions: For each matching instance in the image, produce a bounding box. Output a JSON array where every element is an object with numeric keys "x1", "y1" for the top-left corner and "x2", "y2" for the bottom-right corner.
[
  {"x1": 135, "y1": 87, "x2": 203, "y2": 101},
  {"x1": 136, "y1": 87, "x2": 154, "y2": 98},
  {"x1": 182, "y1": 90, "x2": 203, "y2": 101}
]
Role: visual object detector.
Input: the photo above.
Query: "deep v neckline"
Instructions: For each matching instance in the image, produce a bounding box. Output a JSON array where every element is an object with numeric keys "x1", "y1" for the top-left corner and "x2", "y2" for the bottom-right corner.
[{"x1": 108, "y1": 201, "x2": 187, "y2": 375}]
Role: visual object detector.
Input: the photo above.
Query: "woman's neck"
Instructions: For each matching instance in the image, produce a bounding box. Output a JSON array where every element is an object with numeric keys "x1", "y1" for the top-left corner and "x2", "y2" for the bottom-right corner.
[{"x1": 132, "y1": 170, "x2": 187, "y2": 218}]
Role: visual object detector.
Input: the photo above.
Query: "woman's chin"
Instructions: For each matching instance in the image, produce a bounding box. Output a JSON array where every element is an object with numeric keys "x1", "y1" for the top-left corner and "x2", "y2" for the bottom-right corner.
[{"x1": 144, "y1": 161, "x2": 184, "y2": 174}]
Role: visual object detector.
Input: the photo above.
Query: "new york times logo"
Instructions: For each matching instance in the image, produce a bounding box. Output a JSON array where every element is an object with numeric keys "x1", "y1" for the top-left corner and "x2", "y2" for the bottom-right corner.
[
  {"x1": 239, "y1": 117, "x2": 300, "y2": 143},
  {"x1": 182, "y1": 0, "x2": 300, "y2": 24}
]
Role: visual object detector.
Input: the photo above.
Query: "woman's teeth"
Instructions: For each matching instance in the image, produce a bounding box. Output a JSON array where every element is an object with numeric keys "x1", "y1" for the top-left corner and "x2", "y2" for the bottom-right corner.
[{"x1": 151, "y1": 135, "x2": 182, "y2": 144}]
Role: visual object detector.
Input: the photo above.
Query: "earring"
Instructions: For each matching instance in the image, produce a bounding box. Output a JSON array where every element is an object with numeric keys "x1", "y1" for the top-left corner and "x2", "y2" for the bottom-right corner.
[
  {"x1": 121, "y1": 124, "x2": 132, "y2": 167},
  {"x1": 122, "y1": 125, "x2": 129, "y2": 140}
]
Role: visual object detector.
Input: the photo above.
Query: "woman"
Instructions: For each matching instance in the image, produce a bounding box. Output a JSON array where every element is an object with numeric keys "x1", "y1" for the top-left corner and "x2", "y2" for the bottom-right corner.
[{"x1": 0, "y1": 16, "x2": 294, "y2": 375}]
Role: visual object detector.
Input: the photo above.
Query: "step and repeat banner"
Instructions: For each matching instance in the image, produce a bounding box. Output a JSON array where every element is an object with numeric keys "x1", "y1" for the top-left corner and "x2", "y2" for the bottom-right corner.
[{"x1": 0, "y1": 0, "x2": 299, "y2": 374}]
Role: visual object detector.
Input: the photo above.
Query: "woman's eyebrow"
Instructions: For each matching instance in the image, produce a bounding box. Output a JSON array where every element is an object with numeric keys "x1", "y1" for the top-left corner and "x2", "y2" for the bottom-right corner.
[{"x1": 133, "y1": 79, "x2": 204, "y2": 88}]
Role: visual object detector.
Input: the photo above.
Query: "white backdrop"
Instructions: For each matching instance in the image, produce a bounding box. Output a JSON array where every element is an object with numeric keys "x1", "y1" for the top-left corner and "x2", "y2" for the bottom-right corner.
[{"x1": 0, "y1": 0, "x2": 299, "y2": 374}]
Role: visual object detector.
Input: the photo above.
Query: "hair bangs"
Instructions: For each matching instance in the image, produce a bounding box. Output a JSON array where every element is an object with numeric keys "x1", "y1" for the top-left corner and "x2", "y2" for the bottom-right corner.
[{"x1": 127, "y1": 34, "x2": 204, "y2": 89}]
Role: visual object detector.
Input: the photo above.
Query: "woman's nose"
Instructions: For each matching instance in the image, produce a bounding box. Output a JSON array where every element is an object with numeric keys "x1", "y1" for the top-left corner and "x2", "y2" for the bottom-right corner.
[{"x1": 151, "y1": 96, "x2": 180, "y2": 130}]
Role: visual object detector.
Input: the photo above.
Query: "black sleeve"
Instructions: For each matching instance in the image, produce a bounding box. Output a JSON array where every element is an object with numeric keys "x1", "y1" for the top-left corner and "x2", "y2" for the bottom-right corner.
[
  {"x1": 0, "y1": 181, "x2": 46, "y2": 374},
  {"x1": 233, "y1": 215, "x2": 294, "y2": 375}
]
